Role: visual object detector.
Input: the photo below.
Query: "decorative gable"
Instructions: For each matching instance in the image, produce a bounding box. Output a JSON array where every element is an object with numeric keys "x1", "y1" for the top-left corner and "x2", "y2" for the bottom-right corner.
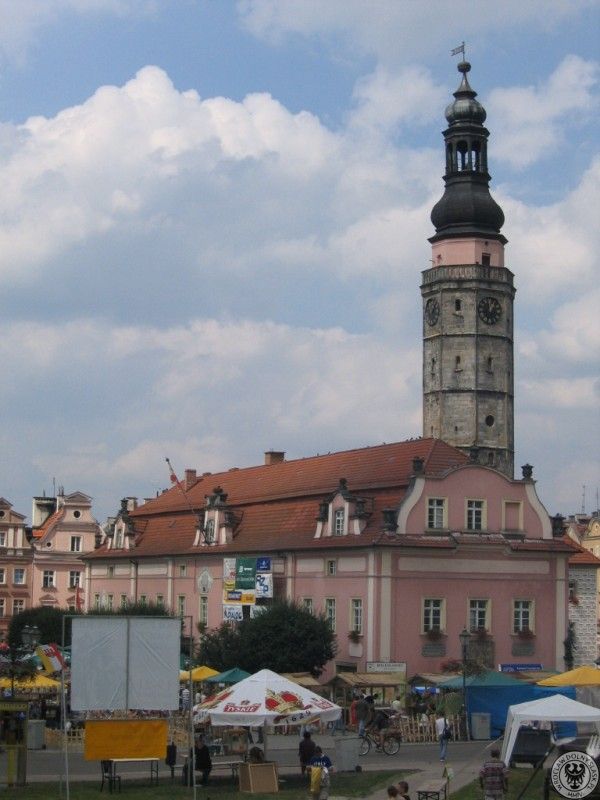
[{"x1": 314, "y1": 478, "x2": 371, "y2": 539}]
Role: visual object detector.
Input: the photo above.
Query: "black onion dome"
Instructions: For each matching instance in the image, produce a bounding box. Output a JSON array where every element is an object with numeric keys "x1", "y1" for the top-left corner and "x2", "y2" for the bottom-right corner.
[
  {"x1": 445, "y1": 62, "x2": 486, "y2": 125},
  {"x1": 430, "y1": 176, "x2": 505, "y2": 236}
]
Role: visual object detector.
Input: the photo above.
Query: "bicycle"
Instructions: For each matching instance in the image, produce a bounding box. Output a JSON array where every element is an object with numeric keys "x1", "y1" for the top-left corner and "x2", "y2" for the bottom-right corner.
[{"x1": 359, "y1": 728, "x2": 401, "y2": 756}]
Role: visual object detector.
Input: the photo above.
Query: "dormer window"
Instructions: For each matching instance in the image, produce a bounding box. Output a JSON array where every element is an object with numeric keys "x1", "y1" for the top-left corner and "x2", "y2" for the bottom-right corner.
[
  {"x1": 334, "y1": 508, "x2": 345, "y2": 536},
  {"x1": 205, "y1": 519, "x2": 215, "y2": 544},
  {"x1": 115, "y1": 530, "x2": 123, "y2": 549}
]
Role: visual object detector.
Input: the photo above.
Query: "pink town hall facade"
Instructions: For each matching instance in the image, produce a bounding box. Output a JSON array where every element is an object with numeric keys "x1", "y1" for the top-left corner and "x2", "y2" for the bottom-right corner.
[{"x1": 84, "y1": 60, "x2": 577, "y2": 678}]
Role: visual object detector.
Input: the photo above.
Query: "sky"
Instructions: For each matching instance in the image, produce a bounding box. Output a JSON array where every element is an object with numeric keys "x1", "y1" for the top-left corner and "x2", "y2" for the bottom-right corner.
[{"x1": 0, "y1": 0, "x2": 598, "y2": 524}]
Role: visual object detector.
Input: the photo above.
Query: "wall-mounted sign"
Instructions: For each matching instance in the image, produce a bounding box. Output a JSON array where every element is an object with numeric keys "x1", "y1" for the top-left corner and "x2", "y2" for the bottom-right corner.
[
  {"x1": 256, "y1": 557, "x2": 271, "y2": 572},
  {"x1": 366, "y1": 661, "x2": 406, "y2": 674},
  {"x1": 250, "y1": 605, "x2": 268, "y2": 618},
  {"x1": 255, "y1": 572, "x2": 273, "y2": 598},
  {"x1": 223, "y1": 558, "x2": 236, "y2": 591},
  {"x1": 236, "y1": 558, "x2": 256, "y2": 590},
  {"x1": 223, "y1": 605, "x2": 243, "y2": 622},
  {"x1": 499, "y1": 663, "x2": 543, "y2": 672}
]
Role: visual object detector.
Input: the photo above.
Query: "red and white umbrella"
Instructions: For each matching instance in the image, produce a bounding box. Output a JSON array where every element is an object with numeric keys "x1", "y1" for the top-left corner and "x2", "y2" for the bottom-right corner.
[{"x1": 197, "y1": 668, "x2": 340, "y2": 727}]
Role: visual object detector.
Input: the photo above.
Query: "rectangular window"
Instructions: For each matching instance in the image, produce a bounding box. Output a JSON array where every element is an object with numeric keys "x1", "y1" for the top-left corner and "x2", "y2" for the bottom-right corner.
[
  {"x1": 156, "y1": 594, "x2": 164, "y2": 607},
  {"x1": 177, "y1": 595, "x2": 186, "y2": 616},
  {"x1": 503, "y1": 501, "x2": 522, "y2": 531},
  {"x1": 326, "y1": 560, "x2": 336, "y2": 576},
  {"x1": 205, "y1": 519, "x2": 215, "y2": 544},
  {"x1": 70, "y1": 535, "x2": 82, "y2": 552},
  {"x1": 334, "y1": 508, "x2": 345, "y2": 536},
  {"x1": 13, "y1": 568, "x2": 25, "y2": 585},
  {"x1": 302, "y1": 598, "x2": 314, "y2": 614},
  {"x1": 513, "y1": 600, "x2": 534, "y2": 633},
  {"x1": 466, "y1": 500, "x2": 484, "y2": 531},
  {"x1": 427, "y1": 498, "x2": 446, "y2": 529},
  {"x1": 106, "y1": 594, "x2": 114, "y2": 610},
  {"x1": 13, "y1": 599, "x2": 24, "y2": 615},
  {"x1": 199, "y1": 595, "x2": 208, "y2": 625},
  {"x1": 69, "y1": 570, "x2": 81, "y2": 588},
  {"x1": 120, "y1": 594, "x2": 128, "y2": 609},
  {"x1": 94, "y1": 593, "x2": 100, "y2": 609},
  {"x1": 351, "y1": 599, "x2": 363, "y2": 635},
  {"x1": 325, "y1": 598, "x2": 336, "y2": 632},
  {"x1": 423, "y1": 598, "x2": 444, "y2": 632},
  {"x1": 139, "y1": 595, "x2": 147, "y2": 605},
  {"x1": 42, "y1": 570, "x2": 55, "y2": 588},
  {"x1": 0, "y1": 532, "x2": 6, "y2": 547},
  {"x1": 107, "y1": 566, "x2": 114, "y2": 578},
  {"x1": 469, "y1": 599, "x2": 490, "y2": 632},
  {"x1": 0, "y1": 598, "x2": 4, "y2": 617},
  {"x1": 0, "y1": 568, "x2": 5, "y2": 584},
  {"x1": 179, "y1": 564, "x2": 187, "y2": 577}
]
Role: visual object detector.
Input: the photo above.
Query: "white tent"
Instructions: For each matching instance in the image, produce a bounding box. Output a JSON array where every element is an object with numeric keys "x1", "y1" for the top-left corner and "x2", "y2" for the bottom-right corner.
[
  {"x1": 501, "y1": 694, "x2": 600, "y2": 765},
  {"x1": 197, "y1": 668, "x2": 341, "y2": 727}
]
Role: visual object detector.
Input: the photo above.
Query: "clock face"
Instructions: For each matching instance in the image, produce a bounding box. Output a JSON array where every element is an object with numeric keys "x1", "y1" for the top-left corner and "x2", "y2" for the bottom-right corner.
[
  {"x1": 478, "y1": 296, "x2": 502, "y2": 325},
  {"x1": 425, "y1": 298, "x2": 440, "y2": 326}
]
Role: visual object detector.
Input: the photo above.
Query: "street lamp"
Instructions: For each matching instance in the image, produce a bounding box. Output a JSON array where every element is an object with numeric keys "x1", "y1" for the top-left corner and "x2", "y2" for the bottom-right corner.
[{"x1": 459, "y1": 628, "x2": 471, "y2": 740}]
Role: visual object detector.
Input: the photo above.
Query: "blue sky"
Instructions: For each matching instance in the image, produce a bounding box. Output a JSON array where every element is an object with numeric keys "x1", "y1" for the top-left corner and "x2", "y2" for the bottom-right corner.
[{"x1": 0, "y1": 0, "x2": 598, "y2": 522}]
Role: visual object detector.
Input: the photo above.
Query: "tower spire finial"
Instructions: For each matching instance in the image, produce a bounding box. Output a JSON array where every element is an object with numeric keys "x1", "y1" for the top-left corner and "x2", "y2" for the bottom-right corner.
[{"x1": 450, "y1": 41, "x2": 466, "y2": 60}]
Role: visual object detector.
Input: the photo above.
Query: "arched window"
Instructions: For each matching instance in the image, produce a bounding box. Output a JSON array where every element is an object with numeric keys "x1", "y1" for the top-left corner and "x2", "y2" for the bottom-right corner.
[
  {"x1": 334, "y1": 508, "x2": 345, "y2": 536},
  {"x1": 205, "y1": 518, "x2": 215, "y2": 544}
]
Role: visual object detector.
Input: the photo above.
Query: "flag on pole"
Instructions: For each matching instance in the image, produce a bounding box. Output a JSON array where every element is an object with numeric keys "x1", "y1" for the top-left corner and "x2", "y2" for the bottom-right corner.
[
  {"x1": 451, "y1": 42, "x2": 465, "y2": 57},
  {"x1": 37, "y1": 643, "x2": 66, "y2": 673},
  {"x1": 166, "y1": 457, "x2": 185, "y2": 492}
]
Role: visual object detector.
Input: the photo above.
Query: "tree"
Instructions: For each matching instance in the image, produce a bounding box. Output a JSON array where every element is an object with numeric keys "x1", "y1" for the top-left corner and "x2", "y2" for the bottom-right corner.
[{"x1": 197, "y1": 600, "x2": 337, "y2": 676}]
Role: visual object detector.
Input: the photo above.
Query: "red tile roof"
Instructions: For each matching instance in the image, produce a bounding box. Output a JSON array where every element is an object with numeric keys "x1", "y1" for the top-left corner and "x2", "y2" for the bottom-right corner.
[
  {"x1": 86, "y1": 438, "x2": 467, "y2": 560},
  {"x1": 560, "y1": 536, "x2": 600, "y2": 566},
  {"x1": 32, "y1": 508, "x2": 64, "y2": 539}
]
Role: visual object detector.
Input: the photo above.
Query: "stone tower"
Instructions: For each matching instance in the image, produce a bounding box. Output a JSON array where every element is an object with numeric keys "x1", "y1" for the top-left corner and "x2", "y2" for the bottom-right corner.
[{"x1": 422, "y1": 61, "x2": 515, "y2": 477}]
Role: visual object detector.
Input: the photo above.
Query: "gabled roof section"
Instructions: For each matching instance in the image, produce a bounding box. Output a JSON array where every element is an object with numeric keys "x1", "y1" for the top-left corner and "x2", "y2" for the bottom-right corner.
[
  {"x1": 32, "y1": 508, "x2": 64, "y2": 540},
  {"x1": 562, "y1": 536, "x2": 600, "y2": 566},
  {"x1": 0, "y1": 497, "x2": 26, "y2": 521}
]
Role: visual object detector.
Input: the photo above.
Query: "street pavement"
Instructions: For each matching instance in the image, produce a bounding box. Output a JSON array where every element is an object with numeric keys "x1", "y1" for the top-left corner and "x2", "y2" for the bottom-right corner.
[{"x1": 1, "y1": 733, "x2": 499, "y2": 796}]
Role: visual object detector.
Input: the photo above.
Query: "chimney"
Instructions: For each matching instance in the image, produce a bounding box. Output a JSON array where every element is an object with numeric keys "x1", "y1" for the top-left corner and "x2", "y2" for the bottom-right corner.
[
  {"x1": 184, "y1": 469, "x2": 197, "y2": 490},
  {"x1": 264, "y1": 450, "x2": 285, "y2": 465}
]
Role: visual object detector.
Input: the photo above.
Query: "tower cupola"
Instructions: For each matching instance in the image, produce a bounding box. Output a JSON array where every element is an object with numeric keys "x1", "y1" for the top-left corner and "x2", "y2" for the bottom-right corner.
[{"x1": 430, "y1": 61, "x2": 505, "y2": 243}]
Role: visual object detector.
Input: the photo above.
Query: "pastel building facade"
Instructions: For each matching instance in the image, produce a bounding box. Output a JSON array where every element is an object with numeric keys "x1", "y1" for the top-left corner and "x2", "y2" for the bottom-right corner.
[{"x1": 0, "y1": 498, "x2": 31, "y2": 639}]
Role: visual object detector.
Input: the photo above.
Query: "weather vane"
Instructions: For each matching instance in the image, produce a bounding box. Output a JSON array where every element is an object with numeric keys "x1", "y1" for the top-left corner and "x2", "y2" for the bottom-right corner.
[{"x1": 451, "y1": 42, "x2": 466, "y2": 60}]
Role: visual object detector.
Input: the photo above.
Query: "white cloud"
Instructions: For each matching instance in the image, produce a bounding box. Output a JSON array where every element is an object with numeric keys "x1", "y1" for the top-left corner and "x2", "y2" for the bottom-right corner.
[
  {"x1": 237, "y1": 0, "x2": 596, "y2": 63},
  {"x1": 487, "y1": 56, "x2": 599, "y2": 169}
]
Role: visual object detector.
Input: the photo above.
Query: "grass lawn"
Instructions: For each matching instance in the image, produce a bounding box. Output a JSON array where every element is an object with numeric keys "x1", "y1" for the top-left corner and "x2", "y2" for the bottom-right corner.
[
  {"x1": 451, "y1": 767, "x2": 545, "y2": 800},
  {"x1": 2, "y1": 770, "x2": 408, "y2": 799}
]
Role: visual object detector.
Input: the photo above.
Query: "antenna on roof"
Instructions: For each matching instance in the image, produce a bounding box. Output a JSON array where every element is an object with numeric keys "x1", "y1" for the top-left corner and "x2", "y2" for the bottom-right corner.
[{"x1": 581, "y1": 485, "x2": 586, "y2": 515}]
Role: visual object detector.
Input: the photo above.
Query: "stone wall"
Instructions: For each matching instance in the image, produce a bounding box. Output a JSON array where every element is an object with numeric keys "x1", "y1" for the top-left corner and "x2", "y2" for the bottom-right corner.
[{"x1": 569, "y1": 566, "x2": 599, "y2": 665}]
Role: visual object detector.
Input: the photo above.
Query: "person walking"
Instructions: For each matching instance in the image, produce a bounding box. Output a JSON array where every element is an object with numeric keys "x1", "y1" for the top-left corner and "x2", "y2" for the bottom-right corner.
[
  {"x1": 435, "y1": 713, "x2": 450, "y2": 762},
  {"x1": 299, "y1": 730, "x2": 317, "y2": 775},
  {"x1": 355, "y1": 693, "x2": 370, "y2": 737},
  {"x1": 194, "y1": 734, "x2": 212, "y2": 785},
  {"x1": 479, "y1": 747, "x2": 509, "y2": 800},
  {"x1": 309, "y1": 746, "x2": 333, "y2": 800}
]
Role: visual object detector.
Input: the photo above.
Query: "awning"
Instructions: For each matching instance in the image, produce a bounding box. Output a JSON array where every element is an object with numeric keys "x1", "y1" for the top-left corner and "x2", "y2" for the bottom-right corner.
[
  {"x1": 179, "y1": 665, "x2": 219, "y2": 682},
  {"x1": 538, "y1": 665, "x2": 600, "y2": 686},
  {"x1": 327, "y1": 672, "x2": 406, "y2": 689}
]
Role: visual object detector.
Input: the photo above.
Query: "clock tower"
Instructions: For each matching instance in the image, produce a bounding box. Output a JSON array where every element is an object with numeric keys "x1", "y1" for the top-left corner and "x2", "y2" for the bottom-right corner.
[{"x1": 422, "y1": 61, "x2": 515, "y2": 477}]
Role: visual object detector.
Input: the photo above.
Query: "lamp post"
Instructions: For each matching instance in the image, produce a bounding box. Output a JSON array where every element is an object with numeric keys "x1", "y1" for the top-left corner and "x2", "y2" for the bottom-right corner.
[{"x1": 459, "y1": 627, "x2": 471, "y2": 740}]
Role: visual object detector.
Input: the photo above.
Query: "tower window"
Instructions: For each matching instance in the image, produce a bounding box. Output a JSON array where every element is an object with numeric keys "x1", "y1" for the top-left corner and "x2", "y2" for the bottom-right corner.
[
  {"x1": 487, "y1": 452, "x2": 495, "y2": 466},
  {"x1": 455, "y1": 355, "x2": 462, "y2": 371},
  {"x1": 485, "y1": 415, "x2": 495, "y2": 427},
  {"x1": 481, "y1": 253, "x2": 491, "y2": 266},
  {"x1": 486, "y1": 356, "x2": 493, "y2": 373},
  {"x1": 455, "y1": 299, "x2": 461, "y2": 311},
  {"x1": 431, "y1": 357, "x2": 436, "y2": 376}
]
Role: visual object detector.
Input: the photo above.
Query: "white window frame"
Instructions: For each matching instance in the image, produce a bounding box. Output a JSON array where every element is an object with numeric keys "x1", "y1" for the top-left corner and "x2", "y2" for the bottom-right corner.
[
  {"x1": 0, "y1": 531, "x2": 6, "y2": 547},
  {"x1": 94, "y1": 593, "x2": 101, "y2": 609},
  {"x1": 107, "y1": 566, "x2": 114, "y2": 578},
  {"x1": 0, "y1": 568, "x2": 5, "y2": 584},
  {"x1": 177, "y1": 595, "x2": 186, "y2": 616},
  {"x1": 179, "y1": 564, "x2": 187, "y2": 577},
  {"x1": 115, "y1": 530, "x2": 124, "y2": 548},
  {"x1": 106, "y1": 594, "x2": 114, "y2": 610},
  {"x1": 42, "y1": 570, "x2": 56, "y2": 589},
  {"x1": 333, "y1": 508, "x2": 345, "y2": 536},
  {"x1": 120, "y1": 594, "x2": 128, "y2": 609},
  {"x1": 326, "y1": 560, "x2": 336, "y2": 576},
  {"x1": 512, "y1": 599, "x2": 534, "y2": 633},
  {"x1": 139, "y1": 594, "x2": 147, "y2": 605},
  {"x1": 466, "y1": 499, "x2": 486, "y2": 531},
  {"x1": 12, "y1": 599, "x2": 24, "y2": 615},
  {"x1": 325, "y1": 598, "x2": 336, "y2": 632},
  {"x1": 302, "y1": 598, "x2": 314, "y2": 614},
  {"x1": 69, "y1": 570, "x2": 81, "y2": 588},
  {"x1": 0, "y1": 598, "x2": 5, "y2": 617},
  {"x1": 469, "y1": 598, "x2": 491, "y2": 632},
  {"x1": 427, "y1": 497, "x2": 447, "y2": 530},
  {"x1": 422, "y1": 598, "x2": 445, "y2": 633},
  {"x1": 350, "y1": 598, "x2": 363, "y2": 635},
  {"x1": 70, "y1": 535, "x2": 82, "y2": 553},
  {"x1": 199, "y1": 595, "x2": 208, "y2": 625},
  {"x1": 205, "y1": 519, "x2": 215, "y2": 544},
  {"x1": 156, "y1": 594, "x2": 165, "y2": 608},
  {"x1": 13, "y1": 568, "x2": 25, "y2": 585}
]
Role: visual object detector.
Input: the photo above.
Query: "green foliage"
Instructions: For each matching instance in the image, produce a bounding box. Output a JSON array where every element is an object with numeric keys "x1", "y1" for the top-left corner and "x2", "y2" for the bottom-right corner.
[
  {"x1": 564, "y1": 621, "x2": 576, "y2": 670},
  {"x1": 85, "y1": 601, "x2": 174, "y2": 617},
  {"x1": 197, "y1": 600, "x2": 337, "y2": 676}
]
